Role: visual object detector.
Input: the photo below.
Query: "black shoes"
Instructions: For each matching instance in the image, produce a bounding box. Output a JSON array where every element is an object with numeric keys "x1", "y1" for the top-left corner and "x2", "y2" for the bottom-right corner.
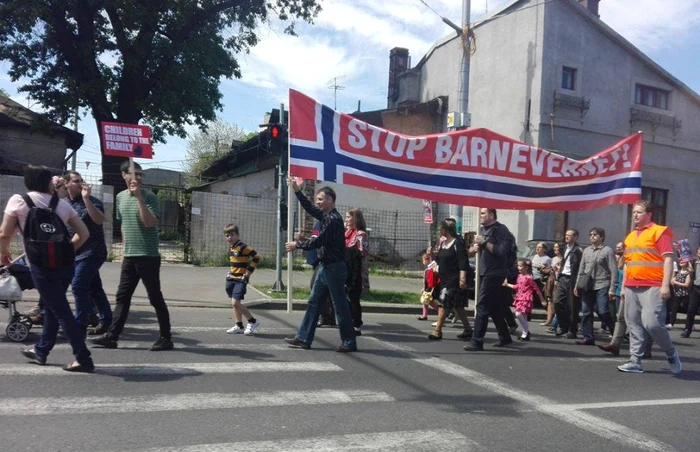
[
  {"x1": 565, "y1": 332, "x2": 578, "y2": 340},
  {"x1": 681, "y1": 329, "x2": 691, "y2": 338},
  {"x1": 463, "y1": 343, "x2": 483, "y2": 351},
  {"x1": 21, "y1": 348, "x2": 46, "y2": 365},
  {"x1": 457, "y1": 330, "x2": 473, "y2": 340},
  {"x1": 493, "y1": 338, "x2": 513, "y2": 347},
  {"x1": 149, "y1": 337, "x2": 174, "y2": 351},
  {"x1": 335, "y1": 344, "x2": 358, "y2": 353},
  {"x1": 284, "y1": 337, "x2": 311, "y2": 349},
  {"x1": 427, "y1": 332, "x2": 443, "y2": 340},
  {"x1": 91, "y1": 335, "x2": 118, "y2": 349}
]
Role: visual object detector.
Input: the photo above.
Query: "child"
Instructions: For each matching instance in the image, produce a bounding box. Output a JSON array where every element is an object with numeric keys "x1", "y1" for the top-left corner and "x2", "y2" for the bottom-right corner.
[
  {"x1": 418, "y1": 252, "x2": 439, "y2": 320},
  {"x1": 223, "y1": 224, "x2": 261, "y2": 335},
  {"x1": 504, "y1": 258, "x2": 544, "y2": 341}
]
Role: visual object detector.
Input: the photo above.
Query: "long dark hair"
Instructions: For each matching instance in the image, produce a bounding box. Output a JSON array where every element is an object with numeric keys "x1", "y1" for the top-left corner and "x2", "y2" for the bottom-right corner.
[
  {"x1": 346, "y1": 208, "x2": 366, "y2": 231},
  {"x1": 440, "y1": 220, "x2": 457, "y2": 239}
]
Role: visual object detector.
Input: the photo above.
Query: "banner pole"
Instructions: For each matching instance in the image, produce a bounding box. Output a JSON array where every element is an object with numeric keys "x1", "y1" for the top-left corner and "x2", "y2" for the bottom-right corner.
[
  {"x1": 474, "y1": 206, "x2": 480, "y2": 306},
  {"x1": 285, "y1": 102, "x2": 294, "y2": 314}
]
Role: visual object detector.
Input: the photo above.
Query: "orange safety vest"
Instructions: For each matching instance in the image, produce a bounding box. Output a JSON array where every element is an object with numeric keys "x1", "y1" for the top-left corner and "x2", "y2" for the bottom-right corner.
[{"x1": 624, "y1": 224, "x2": 668, "y2": 284}]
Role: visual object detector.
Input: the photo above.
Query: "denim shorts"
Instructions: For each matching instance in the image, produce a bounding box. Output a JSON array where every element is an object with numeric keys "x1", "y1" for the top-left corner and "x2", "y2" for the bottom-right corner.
[{"x1": 225, "y1": 279, "x2": 247, "y2": 300}]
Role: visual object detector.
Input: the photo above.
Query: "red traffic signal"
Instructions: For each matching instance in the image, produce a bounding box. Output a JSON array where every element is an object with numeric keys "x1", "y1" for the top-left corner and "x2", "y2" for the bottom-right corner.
[{"x1": 270, "y1": 124, "x2": 281, "y2": 139}]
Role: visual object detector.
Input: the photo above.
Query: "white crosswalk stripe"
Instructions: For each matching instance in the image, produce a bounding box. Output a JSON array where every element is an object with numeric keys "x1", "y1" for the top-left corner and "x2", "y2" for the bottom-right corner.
[
  {"x1": 0, "y1": 342, "x2": 296, "y2": 351},
  {"x1": 0, "y1": 389, "x2": 395, "y2": 416},
  {"x1": 116, "y1": 430, "x2": 478, "y2": 452},
  {"x1": 0, "y1": 361, "x2": 343, "y2": 376}
]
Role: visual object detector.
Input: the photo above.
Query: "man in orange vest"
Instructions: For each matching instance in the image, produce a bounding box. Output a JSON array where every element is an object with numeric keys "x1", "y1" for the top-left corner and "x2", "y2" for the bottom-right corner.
[{"x1": 617, "y1": 200, "x2": 681, "y2": 374}]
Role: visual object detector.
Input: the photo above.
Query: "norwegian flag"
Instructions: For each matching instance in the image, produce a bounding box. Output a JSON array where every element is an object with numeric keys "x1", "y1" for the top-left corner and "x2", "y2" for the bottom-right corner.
[{"x1": 288, "y1": 89, "x2": 642, "y2": 210}]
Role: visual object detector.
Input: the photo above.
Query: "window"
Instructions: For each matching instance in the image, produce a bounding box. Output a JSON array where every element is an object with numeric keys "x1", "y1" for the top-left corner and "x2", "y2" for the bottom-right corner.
[
  {"x1": 562, "y1": 66, "x2": 577, "y2": 90},
  {"x1": 627, "y1": 186, "x2": 668, "y2": 226},
  {"x1": 634, "y1": 84, "x2": 669, "y2": 110}
]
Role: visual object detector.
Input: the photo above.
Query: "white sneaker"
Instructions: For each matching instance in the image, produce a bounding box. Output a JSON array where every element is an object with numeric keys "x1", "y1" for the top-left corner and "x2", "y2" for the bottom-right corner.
[
  {"x1": 244, "y1": 320, "x2": 261, "y2": 335},
  {"x1": 617, "y1": 360, "x2": 643, "y2": 373},
  {"x1": 431, "y1": 321, "x2": 438, "y2": 327},
  {"x1": 227, "y1": 325, "x2": 244, "y2": 334},
  {"x1": 668, "y1": 352, "x2": 682, "y2": 375},
  {"x1": 665, "y1": 324, "x2": 673, "y2": 330}
]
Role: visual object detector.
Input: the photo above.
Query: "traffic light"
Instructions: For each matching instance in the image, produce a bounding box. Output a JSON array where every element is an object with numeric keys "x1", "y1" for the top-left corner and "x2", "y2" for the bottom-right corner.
[{"x1": 267, "y1": 123, "x2": 287, "y2": 155}]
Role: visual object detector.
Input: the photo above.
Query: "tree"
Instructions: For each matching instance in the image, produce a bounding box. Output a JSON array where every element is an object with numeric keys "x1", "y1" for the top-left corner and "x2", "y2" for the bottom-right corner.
[
  {"x1": 185, "y1": 118, "x2": 246, "y2": 186},
  {"x1": 0, "y1": 87, "x2": 9, "y2": 97},
  {"x1": 0, "y1": 0, "x2": 320, "y2": 187}
]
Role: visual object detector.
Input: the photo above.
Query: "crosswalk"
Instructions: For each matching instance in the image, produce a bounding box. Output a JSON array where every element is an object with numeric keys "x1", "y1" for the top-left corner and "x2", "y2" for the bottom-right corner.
[{"x1": 0, "y1": 317, "x2": 481, "y2": 452}]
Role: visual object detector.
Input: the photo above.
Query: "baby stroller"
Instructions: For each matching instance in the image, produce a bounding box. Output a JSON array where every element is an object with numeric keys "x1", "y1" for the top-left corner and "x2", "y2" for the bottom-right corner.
[{"x1": 0, "y1": 254, "x2": 35, "y2": 342}]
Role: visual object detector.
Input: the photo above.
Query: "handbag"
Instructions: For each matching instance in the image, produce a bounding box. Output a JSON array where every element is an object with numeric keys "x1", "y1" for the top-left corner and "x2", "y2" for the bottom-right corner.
[
  {"x1": 420, "y1": 288, "x2": 434, "y2": 305},
  {"x1": 0, "y1": 275, "x2": 22, "y2": 301}
]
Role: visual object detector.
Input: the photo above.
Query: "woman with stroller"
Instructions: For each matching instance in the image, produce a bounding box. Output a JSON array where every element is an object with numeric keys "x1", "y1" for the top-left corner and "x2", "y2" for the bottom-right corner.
[{"x1": 0, "y1": 165, "x2": 94, "y2": 372}]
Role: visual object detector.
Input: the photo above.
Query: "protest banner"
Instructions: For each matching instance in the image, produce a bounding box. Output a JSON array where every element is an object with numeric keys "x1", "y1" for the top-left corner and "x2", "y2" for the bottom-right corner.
[
  {"x1": 100, "y1": 121, "x2": 153, "y2": 159},
  {"x1": 288, "y1": 90, "x2": 642, "y2": 210}
]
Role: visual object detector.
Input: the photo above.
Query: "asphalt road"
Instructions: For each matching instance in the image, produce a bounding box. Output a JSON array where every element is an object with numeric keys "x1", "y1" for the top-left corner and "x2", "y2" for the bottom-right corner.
[{"x1": 1, "y1": 304, "x2": 699, "y2": 452}]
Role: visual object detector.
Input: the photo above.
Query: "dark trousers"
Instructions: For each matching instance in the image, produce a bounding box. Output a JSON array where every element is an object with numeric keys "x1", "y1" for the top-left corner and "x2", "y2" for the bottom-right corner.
[
  {"x1": 471, "y1": 274, "x2": 511, "y2": 346},
  {"x1": 684, "y1": 286, "x2": 700, "y2": 332},
  {"x1": 553, "y1": 275, "x2": 580, "y2": 335},
  {"x1": 107, "y1": 256, "x2": 171, "y2": 341},
  {"x1": 32, "y1": 265, "x2": 92, "y2": 365},
  {"x1": 348, "y1": 287, "x2": 363, "y2": 328},
  {"x1": 313, "y1": 265, "x2": 336, "y2": 325}
]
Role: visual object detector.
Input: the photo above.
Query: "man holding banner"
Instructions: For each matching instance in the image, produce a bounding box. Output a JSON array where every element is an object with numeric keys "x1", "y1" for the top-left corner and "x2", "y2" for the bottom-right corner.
[
  {"x1": 464, "y1": 208, "x2": 514, "y2": 351},
  {"x1": 283, "y1": 177, "x2": 357, "y2": 353}
]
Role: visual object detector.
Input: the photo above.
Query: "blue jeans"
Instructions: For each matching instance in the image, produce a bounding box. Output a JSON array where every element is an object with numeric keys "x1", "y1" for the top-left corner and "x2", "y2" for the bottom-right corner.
[
  {"x1": 581, "y1": 286, "x2": 614, "y2": 343},
  {"x1": 31, "y1": 265, "x2": 92, "y2": 365},
  {"x1": 296, "y1": 261, "x2": 356, "y2": 347},
  {"x1": 72, "y1": 256, "x2": 112, "y2": 331}
]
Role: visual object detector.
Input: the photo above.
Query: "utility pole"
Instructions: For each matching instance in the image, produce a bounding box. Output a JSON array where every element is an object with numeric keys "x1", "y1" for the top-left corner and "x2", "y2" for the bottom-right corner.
[
  {"x1": 441, "y1": 0, "x2": 471, "y2": 233},
  {"x1": 327, "y1": 75, "x2": 346, "y2": 110},
  {"x1": 71, "y1": 104, "x2": 79, "y2": 171}
]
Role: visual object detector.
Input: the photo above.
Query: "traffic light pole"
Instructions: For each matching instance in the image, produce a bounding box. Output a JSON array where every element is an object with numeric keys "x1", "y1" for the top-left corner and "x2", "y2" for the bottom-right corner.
[{"x1": 272, "y1": 103, "x2": 286, "y2": 292}]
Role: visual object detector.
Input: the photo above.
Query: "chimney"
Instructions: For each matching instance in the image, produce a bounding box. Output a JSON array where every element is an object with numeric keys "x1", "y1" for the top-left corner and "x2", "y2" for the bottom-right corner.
[
  {"x1": 578, "y1": 0, "x2": 600, "y2": 17},
  {"x1": 388, "y1": 47, "x2": 409, "y2": 105}
]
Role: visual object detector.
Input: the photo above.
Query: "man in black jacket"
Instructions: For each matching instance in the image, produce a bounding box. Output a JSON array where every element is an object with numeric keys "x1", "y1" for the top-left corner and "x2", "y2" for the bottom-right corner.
[
  {"x1": 283, "y1": 178, "x2": 357, "y2": 353},
  {"x1": 552, "y1": 229, "x2": 584, "y2": 338},
  {"x1": 464, "y1": 208, "x2": 514, "y2": 351}
]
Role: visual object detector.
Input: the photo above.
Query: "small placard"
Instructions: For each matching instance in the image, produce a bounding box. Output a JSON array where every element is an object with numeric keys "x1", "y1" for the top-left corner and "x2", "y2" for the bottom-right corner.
[{"x1": 191, "y1": 207, "x2": 201, "y2": 215}]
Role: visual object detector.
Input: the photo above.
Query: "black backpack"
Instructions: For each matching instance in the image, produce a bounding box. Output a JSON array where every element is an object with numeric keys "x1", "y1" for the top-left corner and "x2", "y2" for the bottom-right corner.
[
  {"x1": 20, "y1": 194, "x2": 74, "y2": 269},
  {"x1": 506, "y1": 231, "x2": 518, "y2": 269}
]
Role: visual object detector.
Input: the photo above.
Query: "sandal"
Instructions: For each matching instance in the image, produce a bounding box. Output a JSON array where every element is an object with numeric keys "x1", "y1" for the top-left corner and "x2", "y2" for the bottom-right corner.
[
  {"x1": 427, "y1": 332, "x2": 443, "y2": 340},
  {"x1": 63, "y1": 361, "x2": 95, "y2": 373}
]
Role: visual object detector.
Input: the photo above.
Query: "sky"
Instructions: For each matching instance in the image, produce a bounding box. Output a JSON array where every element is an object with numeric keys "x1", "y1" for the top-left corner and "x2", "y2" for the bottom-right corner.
[{"x1": 1, "y1": 0, "x2": 699, "y2": 182}]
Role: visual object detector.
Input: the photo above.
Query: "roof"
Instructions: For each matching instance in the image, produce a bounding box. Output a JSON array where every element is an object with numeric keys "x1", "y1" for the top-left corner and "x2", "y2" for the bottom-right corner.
[
  {"x1": 200, "y1": 129, "x2": 275, "y2": 180},
  {"x1": 410, "y1": 0, "x2": 700, "y2": 106},
  {"x1": 0, "y1": 96, "x2": 84, "y2": 150}
]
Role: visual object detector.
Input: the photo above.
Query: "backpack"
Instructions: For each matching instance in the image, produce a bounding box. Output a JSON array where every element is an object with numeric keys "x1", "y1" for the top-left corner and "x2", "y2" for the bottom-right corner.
[
  {"x1": 20, "y1": 194, "x2": 75, "y2": 269},
  {"x1": 506, "y1": 231, "x2": 518, "y2": 269}
]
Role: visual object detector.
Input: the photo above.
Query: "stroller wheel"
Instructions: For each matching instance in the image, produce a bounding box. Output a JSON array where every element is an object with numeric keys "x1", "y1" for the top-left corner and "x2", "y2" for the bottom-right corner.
[
  {"x1": 6, "y1": 322, "x2": 30, "y2": 342},
  {"x1": 17, "y1": 315, "x2": 33, "y2": 329}
]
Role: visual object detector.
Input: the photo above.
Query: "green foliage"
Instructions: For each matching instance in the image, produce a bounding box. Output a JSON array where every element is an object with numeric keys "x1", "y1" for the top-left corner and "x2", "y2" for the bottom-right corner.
[
  {"x1": 0, "y1": 87, "x2": 9, "y2": 97},
  {"x1": 185, "y1": 118, "x2": 247, "y2": 186},
  {"x1": 0, "y1": 0, "x2": 321, "y2": 175}
]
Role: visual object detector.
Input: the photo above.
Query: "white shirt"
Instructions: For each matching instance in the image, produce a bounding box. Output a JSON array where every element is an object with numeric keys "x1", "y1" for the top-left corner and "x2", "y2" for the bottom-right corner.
[{"x1": 562, "y1": 244, "x2": 574, "y2": 276}]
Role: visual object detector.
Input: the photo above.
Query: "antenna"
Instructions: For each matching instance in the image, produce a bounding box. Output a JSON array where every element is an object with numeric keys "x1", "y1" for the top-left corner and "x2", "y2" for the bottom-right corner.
[{"x1": 327, "y1": 75, "x2": 346, "y2": 110}]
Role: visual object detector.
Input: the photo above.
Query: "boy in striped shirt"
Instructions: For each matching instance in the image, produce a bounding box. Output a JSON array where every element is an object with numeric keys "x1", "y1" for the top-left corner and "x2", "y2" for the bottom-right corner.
[{"x1": 224, "y1": 224, "x2": 261, "y2": 335}]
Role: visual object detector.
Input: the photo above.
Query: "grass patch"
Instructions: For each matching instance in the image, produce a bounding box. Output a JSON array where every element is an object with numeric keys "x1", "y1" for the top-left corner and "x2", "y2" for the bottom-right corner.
[{"x1": 257, "y1": 286, "x2": 420, "y2": 304}]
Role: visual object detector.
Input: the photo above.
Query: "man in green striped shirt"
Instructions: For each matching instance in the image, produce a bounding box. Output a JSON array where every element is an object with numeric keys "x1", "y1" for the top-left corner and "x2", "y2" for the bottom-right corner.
[{"x1": 92, "y1": 160, "x2": 173, "y2": 351}]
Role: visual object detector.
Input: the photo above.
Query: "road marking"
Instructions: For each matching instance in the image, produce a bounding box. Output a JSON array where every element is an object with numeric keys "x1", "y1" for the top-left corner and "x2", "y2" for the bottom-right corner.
[
  {"x1": 0, "y1": 389, "x2": 395, "y2": 416},
  {"x1": 116, "y1": 429, "x2": 479, "y2": 452},
  {"x1": 0, "y1": 362, "x2": 343, "y2": 376},
  {"x1": 0, "y1": 342, "x2": 294, "y2": 351},
  {"x1": 365, "y1": 337, "x2": 676, "y2": 452},
  {"x1": 555, "y1": 397, "x2": 700, "y2": 411}
]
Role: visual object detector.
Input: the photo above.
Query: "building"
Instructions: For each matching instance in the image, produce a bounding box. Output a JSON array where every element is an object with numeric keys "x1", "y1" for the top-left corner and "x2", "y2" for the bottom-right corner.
[
  {"x1": 390, "y1": 0, "x2": 700, "y2": 245},
  {"x1": 0, "y1": 95, "x2": 83, "y2": 175}
]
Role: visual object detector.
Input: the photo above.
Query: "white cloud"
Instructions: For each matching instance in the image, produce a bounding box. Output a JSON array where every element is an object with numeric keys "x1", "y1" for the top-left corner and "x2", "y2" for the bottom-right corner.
[{"x1": 601, "y1": 0, "x2": 700, "y2": 52}]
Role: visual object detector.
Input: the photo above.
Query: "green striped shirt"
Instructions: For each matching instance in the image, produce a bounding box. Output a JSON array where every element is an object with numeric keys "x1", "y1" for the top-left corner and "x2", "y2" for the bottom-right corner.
[{"x1": 116, "y1": 188, "x2": 160, "y2": 257}]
